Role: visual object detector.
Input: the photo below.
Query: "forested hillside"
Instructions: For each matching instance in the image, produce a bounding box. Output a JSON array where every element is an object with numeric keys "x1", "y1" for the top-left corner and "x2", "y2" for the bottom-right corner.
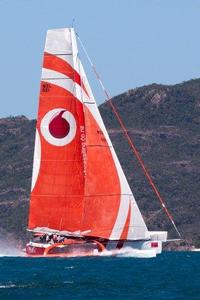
[{"x1": 0, "y1": 78, "x2": 200, "y2": 248}]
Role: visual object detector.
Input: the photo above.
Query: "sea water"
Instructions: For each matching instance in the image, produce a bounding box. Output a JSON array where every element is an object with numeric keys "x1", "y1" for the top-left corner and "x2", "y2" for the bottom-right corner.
[{"x1": 0, "y1": 252, "x2": 199, "y2": 300}]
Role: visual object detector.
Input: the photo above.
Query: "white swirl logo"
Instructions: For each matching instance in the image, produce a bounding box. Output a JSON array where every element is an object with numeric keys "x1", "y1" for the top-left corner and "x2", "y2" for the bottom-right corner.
[{"x1": 40, "y1": 108, "x2": 77, "y2": 146}]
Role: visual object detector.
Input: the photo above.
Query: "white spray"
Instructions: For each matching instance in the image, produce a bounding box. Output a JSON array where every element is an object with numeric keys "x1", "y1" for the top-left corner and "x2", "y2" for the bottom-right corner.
[{"x1": 0, "y1": 236, "x2": 24, "y2": 257}]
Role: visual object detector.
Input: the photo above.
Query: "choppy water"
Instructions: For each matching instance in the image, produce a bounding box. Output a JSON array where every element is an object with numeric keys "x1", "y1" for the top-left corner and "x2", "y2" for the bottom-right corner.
[{"x1": 0, "y1": 252, "x2": 199, "y2": 300}]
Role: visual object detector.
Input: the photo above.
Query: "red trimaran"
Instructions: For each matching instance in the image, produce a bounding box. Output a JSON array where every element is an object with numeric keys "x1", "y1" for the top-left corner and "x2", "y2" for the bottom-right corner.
[{"x1": 26, "y1": 28, "x2": 179, "y2": 257}]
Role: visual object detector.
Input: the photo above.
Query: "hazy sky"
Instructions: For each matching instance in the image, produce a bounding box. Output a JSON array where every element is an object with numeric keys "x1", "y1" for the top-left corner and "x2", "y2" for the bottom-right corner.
[{"x1": 0, "y1": 0, "x2": 200, "y2": 118}]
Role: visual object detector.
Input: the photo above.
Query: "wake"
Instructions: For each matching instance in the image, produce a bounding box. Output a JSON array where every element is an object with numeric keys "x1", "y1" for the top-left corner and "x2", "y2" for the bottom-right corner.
[{"x1": 99, "y1": 247, "x2": 157, "y2": 258}]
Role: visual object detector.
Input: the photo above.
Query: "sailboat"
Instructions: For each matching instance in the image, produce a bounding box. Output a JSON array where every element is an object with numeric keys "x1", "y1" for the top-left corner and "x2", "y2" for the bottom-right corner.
[{"x1": 26, "y1": 28, "x2": 168, "y2": 257}]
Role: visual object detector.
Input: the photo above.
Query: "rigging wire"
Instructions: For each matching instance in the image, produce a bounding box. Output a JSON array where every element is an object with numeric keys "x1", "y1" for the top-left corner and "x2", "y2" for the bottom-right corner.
[{"x1": 76, "y1": 32, "x2": 182, "y2": 239}]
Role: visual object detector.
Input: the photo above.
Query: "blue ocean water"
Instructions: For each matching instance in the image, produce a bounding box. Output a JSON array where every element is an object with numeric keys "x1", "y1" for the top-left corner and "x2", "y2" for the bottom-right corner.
[{"x1": 0, "y1": 252, "x2": 199, "y2": 300}]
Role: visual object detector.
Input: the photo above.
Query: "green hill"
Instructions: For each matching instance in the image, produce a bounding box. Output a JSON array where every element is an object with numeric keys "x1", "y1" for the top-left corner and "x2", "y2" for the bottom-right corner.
[{"x1": 0, "y1": 78, "x2": 200, "y2": 248}]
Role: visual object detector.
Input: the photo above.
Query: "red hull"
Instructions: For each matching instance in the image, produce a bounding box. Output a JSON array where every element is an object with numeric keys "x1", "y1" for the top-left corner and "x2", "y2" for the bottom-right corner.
[
  {"x1": 26, "y1": 244, "x2": 46, "y2": 256},
  {"x1": 26, "y1": 239, "x2": 105, "y2": 257}
]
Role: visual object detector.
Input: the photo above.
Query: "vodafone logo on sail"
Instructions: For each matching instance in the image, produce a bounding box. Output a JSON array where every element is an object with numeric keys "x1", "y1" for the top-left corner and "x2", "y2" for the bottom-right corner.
[{"x1": 40, "y1": 108, "x2": 77, "y2": 146}]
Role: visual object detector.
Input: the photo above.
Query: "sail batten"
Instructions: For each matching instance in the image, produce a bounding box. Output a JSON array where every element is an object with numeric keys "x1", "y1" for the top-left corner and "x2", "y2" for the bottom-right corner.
[{"x1": 28, "y1": 28, "x2": 149, "y2": 241}]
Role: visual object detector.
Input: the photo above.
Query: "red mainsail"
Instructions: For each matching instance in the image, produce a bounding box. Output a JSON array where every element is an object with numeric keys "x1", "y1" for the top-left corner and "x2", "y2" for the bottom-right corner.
[{"x1": 28, "y1": 28, "x2": 149, "y2": 241}]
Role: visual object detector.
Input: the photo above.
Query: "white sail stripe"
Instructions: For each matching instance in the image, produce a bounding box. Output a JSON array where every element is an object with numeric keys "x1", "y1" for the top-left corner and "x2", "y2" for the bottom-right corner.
[
  {"x1": 42, "y1": 67, "x2": 71, "y2": 79},
  {"x1": 31, "y1": 129, "x2": 41, "y2": 191},
  {"x1": 71, "y1": 27, "x2": 79, "y2": 73},
  {"x1": 41, "y1": 68, "x2": 93, "y2": 104}
]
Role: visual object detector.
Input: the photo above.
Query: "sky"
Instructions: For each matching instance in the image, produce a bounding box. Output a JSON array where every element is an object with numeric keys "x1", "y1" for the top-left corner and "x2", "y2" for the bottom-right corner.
[{"x1": 0, "y1": 0, "x2": 200, "y2": 118}]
